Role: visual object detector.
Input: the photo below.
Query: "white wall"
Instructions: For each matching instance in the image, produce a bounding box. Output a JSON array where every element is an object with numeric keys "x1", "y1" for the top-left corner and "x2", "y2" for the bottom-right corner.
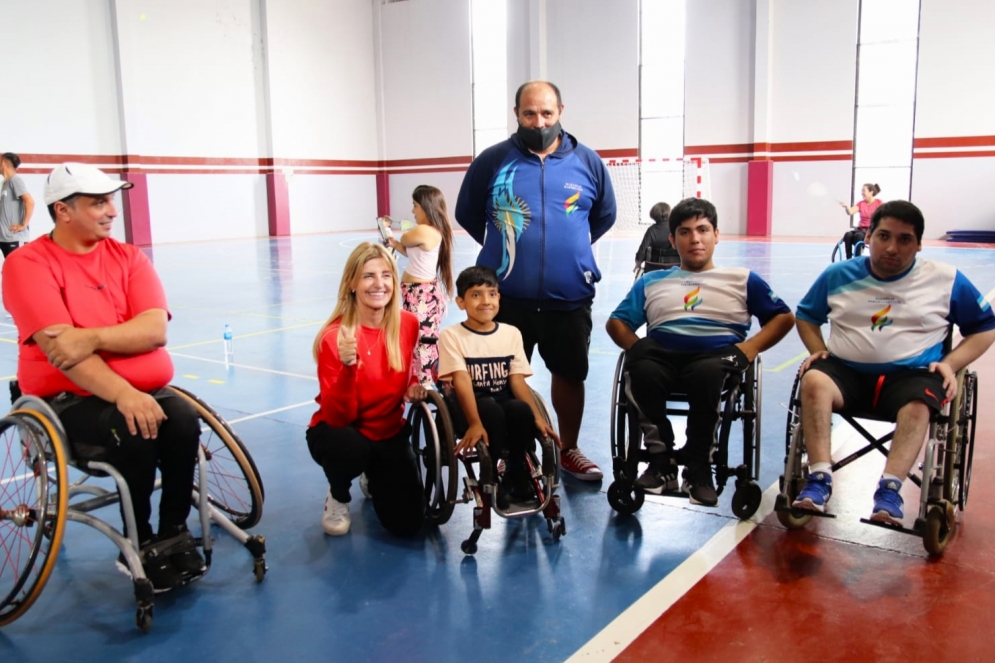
[
  {"x1": 264, "y1": 0, "x2": 378, "y2": 160},
  {"x1": 0, "y1": 0, "x2": 123, "y2": 156},
  {"x1": 772, "y1": 161, "x2": 853, "y2": 237},
  {"x1": 147, "y1": 174, "x2": 268, "y2": 243},
  {"x1": 769, "y1": 0, "x2": 858, "y2": 144},
  {"x1": 544, "y1": 0, "x2": 639, "y2": 152},
  {"x1": 113, "y1": 0, "x2": 266, "y2": 158},
  {"x1": 289, "y1": 174, "x2": 378, "y2": 235},
  {"x1": 684, "y1": 0, "x2": 755, "y2": 148},
  {"x1": 376, "y1": 0, "x2": 473, "y2": 161},
  {"x1": 911, "y1": 0, "x2": 995, "y2": 237}
]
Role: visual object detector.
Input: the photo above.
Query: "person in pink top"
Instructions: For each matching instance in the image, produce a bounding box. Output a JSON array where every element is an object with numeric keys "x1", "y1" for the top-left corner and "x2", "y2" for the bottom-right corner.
[
  {"x1": 306, "y1": 242, "x2": 428, "y2": 537},
  {"x1": 1, "y1": 163, "x2": 204, "y2": 592},
  {"x1": 839, "y1": 183, "x2": 882, "y2": 259}
]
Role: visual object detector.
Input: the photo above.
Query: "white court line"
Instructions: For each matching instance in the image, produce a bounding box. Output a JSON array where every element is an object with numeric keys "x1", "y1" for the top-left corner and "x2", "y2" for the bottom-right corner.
[
  {"x1": 566, "y1": 421, "x2": 861, "y2": 663},
  {"x1": 169, "y1": 352, "x2": 317, "y2": 381},
  {"x1": 225, "y1": 400, "x2": 314, "y2": 425}
]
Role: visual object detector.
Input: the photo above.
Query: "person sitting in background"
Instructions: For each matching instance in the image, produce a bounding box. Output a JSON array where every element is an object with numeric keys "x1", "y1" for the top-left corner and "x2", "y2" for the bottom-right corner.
[
  {"x1": 634, "y1": 202, "x2": 678, "y2": 273},
  {"x1": 839, "y1": 183, "x2": 881, "y2": 259}
]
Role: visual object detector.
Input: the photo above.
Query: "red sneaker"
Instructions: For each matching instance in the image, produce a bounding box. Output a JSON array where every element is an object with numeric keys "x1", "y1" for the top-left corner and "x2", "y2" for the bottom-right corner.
[{"x1": 559, "y1": 448, "x2": 603, "y2": 481}]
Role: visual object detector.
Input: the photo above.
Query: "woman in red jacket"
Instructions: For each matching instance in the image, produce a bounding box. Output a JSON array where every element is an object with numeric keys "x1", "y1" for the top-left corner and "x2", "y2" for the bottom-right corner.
[{"x1": 306, "y1": 242, "x2": 427, "y2": 537}]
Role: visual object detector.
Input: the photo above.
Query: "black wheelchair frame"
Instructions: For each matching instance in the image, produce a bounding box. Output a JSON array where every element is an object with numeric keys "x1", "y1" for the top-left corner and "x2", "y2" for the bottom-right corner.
[
  {"x1": 606, "y1": 351, "x2": 764, "y2": 520},
  {"x1": 407, "y1": 386, "x2": 565, "y2": 555}
]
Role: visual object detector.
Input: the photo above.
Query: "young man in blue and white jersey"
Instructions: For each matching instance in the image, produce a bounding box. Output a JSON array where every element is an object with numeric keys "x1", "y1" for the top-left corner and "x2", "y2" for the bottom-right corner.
[
  {"x1": 606, "y1": 198, "x2": 795, "y2": 506},
  {"x1": 792, "y1": 200, "x2": 995, "y2": 525}
]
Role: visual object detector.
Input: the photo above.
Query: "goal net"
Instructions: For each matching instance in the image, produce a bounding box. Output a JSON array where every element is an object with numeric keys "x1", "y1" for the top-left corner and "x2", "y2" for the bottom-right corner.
[{"x1": 604, "y1": 157, "x2": 711, "y2": 232}]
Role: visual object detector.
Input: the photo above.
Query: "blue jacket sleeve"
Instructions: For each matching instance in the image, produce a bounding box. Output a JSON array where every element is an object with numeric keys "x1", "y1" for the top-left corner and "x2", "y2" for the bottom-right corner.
[
  {"x1": 948, "y1": 270, "x2": 995, "y2": 336},
  {"x1": 588, "y1": 156, "x2": 617, "y2": 244},
  {"x1": 456, "y1": 149, "x2": 501, "y2": 245}
]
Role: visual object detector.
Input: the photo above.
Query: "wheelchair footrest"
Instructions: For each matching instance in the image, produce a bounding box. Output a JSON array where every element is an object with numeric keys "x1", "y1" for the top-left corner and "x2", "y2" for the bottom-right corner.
[{"x1": 858, "y1": 517, "x2": 920, "y2": 537}]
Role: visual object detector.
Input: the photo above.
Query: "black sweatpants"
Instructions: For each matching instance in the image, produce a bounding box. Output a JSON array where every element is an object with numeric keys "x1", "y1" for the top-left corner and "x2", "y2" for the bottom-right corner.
[
  {"x1": 624, "y1": 338, "x2": 748, "y2": 468},
  {"x1": 474, "y1": 396, "x2": 536, "y2": 479},
  {"x1": 843, "y1": 228, "x2": 866, "y2": 259},
  {"x1": 55, "y1": 388, "x2": 201, "y2": 544},
  {"x1": 306, "y1": 422, "x2": 425, "y2": 537}
]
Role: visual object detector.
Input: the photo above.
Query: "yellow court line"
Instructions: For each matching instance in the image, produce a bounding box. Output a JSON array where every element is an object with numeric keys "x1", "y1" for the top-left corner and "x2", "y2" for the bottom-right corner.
[
  {"x1": 0, "y1": 375, "x2": 15, "y2": 381},
  {"x1": 767, "y1": 351, "x2": 809, "y2": 374},
  {"x1": 166, "y1": 320, "x2": 322, "y2": 351},
  {"x1": 0, "y1": 337, "x2": 15, "y2": 344}
]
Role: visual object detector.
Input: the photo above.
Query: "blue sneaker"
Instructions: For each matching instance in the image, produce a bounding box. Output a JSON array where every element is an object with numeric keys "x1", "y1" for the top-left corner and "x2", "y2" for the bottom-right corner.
[
  {"x1": 792, "y1": 471, "x2": 833, "y2": 513},
  {"x1": 870, "y1": 478, "x2": 904, "y2": 526}
]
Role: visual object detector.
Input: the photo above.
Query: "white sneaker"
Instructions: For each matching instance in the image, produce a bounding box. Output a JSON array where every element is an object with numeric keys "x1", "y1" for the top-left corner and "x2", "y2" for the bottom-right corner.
[
  {"x1": 322, "y1": 490, "x2": 350, "y2": 536},
  {"x1": 359, "y1": 473, "x2": 372, "y2": 499}
]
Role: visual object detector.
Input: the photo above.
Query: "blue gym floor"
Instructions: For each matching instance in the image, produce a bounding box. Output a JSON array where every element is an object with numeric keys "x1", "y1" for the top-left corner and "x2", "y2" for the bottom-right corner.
[{"x1": 1, "y1": 231, "x2": 992, "y2": 663}]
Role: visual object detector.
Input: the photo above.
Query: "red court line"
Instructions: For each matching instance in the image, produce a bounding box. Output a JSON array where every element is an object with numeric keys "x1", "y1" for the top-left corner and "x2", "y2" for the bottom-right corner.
[{"x1": 614, "y1": 346, "x2": 995, "y2": 663}]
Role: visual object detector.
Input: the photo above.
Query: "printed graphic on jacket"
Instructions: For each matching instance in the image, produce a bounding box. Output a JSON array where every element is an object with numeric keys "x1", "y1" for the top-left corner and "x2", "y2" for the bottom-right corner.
[{"x1": 490, "y1": 161, "x2": 532, "y2": 280}]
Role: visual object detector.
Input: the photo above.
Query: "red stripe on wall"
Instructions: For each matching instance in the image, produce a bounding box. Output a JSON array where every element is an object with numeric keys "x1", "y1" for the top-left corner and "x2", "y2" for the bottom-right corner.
[
  {"x1": 913, "y1": 150, "x2": 995, "y2": 159},
  {"x1": 914, "y1": 135, "x2": 995, "y2": 148}
]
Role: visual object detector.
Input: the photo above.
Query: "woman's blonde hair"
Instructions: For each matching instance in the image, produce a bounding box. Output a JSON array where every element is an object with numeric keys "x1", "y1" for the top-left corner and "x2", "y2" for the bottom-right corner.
[{"x1": 312, "y1": 242, "x2": 405, "y2": 372}]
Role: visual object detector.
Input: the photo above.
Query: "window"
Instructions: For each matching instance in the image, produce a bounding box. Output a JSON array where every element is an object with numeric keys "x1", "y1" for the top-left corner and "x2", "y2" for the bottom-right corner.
[
  {"x1": 470, "y1": 0, "x2": 508, "y2": 157},
  {"x1": 852, "y1": 0, "x2": 921, "y2": 201}
]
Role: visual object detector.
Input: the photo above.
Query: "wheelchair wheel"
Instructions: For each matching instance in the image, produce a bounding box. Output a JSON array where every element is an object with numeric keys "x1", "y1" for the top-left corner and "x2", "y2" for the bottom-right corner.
[
  {"x1": 529, "y1": 388, "x2": 559, "y2": 483},
  {"x1": 777, "y1": 371, "x2": 813, "y2": 529},
  {"x1": 409, "y1": 391, "x2": 458, "y2": 525},
  {"x1": 0, "y1": 411, "x2": 69, "y2": 627},
  {"x1": 944, "y1": 371, "x2": 977, "y2": 510},
  {"x1": 742, "y1": 356, "x2": 762, "y2": 482},
  {"x1": 167, "y1": 386, "x2": 265, "y2": 530},
  {"x1": 732, "y1": 481, "x2": 763, "y2": 520},
  {"x1": 607, "y1": 481, "x2": 645, "y2": 516},
  {"x1": 922, "y1": 502, "x2": 955, "y2": 557},
  {"x1": 831, "y1": 240, "x2": 844, "y2": 263},
  {"x1": 609, "y1": 352, "x2": 627, "y2": 468}
]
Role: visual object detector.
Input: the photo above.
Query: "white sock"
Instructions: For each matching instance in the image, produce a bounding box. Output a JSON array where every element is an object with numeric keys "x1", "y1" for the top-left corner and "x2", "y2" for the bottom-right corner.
[
  {"x1": 810, "y1": 463, "x2": 832, "y2": 477},
  {"x1": 881, "y1": 473, "x2": 902, "y2": 484}
]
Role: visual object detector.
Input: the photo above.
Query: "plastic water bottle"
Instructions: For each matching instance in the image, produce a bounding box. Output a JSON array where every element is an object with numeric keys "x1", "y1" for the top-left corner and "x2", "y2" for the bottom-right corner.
[{"x1": 223, "y1": 324, "x2": 234, "y2": 364}]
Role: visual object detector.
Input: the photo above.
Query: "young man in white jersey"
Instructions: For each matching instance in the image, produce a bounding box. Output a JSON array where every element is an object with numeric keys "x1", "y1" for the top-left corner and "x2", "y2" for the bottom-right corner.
[
  {"x1": 606, "y1": 198, "x2": 795, "y2": 505},
  {"x1": 793, "y1": 200, "x2": 995, "y2": 524}
]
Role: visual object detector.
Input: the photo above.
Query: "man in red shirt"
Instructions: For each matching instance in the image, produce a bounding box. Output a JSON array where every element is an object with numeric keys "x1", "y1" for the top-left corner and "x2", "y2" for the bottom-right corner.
[{"x1": 2, "y1": 163, "x2": 203, "y2": 592}]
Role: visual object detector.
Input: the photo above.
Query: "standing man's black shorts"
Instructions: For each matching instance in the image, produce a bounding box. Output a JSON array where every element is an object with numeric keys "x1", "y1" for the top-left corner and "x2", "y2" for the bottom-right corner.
[
  {"x1": 495, "y1": 298, "x2": 592, "y2": 382},
  {"x1": 806, "y1": 355, "x2": 948, "y2": 420}
]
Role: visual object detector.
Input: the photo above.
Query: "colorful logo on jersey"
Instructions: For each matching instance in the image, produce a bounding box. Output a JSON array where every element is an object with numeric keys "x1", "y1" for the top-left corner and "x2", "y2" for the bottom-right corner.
[
  {"x1": 684, "y1": 286, "x2": 703, "y2": 311},
  {"x1": 564, "y1": 191, "x2": 580, "y2": 215},
  {"x1": 871, "y1": 305, "x2": 893, "y2": 331},
  {"x1": 490, "y1": 161, "x2": 532, "y2": 280}
]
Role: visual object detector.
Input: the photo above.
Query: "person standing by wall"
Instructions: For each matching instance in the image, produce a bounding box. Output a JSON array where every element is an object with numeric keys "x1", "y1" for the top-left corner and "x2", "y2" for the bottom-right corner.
[{"x1": 0, "y1": 152, "x2": 34, "y2": 258}]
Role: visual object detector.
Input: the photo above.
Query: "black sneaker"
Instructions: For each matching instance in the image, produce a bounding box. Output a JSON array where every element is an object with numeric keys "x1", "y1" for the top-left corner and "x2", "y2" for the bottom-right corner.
[
  {"x1": 158, "y1": 526, "x2": 207, "y2": 577},
  {"x1": 116, "y1": 544, "x2": 185, "y2": 593},
  {"x1": 506, "y1": 473, "x2": 536, "y2": 503},
  {"x1": 682, "y1": 466, "x2": 718, "y2": 507},
  {"x1": 634, "y1": 455, "x2": 679, "y2": 494}
]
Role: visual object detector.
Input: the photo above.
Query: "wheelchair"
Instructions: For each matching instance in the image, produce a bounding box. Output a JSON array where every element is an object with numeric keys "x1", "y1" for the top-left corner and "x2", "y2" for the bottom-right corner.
[
  {"x1": 774, "y1": 364, "x2": 978, "y2": 556},
  {"x1": 408, "y1": 385, "x2": 564, "y2": 555},
  {"x1": 0, "y1": 385, "x2": 267, "y2": 631},
  {"x1": 607, "y1": 350, "x2": 764, "y2": 520},
  {"x1": 831, "y1": 230, "x2": 866, "y2": 262},
  {"x1": 634, "y1": 246, "x2": 681, "y2": 280}
]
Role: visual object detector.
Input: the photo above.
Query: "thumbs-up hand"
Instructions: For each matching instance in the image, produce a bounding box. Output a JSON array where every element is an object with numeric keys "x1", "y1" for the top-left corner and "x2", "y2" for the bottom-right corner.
[{"x1": 337, "y1": 325, "x2": 358, "y2": 366}]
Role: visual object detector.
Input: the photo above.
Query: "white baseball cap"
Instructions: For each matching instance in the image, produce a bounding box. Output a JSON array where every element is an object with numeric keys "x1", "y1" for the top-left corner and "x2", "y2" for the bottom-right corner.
[{"x1": 43, "y1": 162, "x2": 133, "y2": 205}]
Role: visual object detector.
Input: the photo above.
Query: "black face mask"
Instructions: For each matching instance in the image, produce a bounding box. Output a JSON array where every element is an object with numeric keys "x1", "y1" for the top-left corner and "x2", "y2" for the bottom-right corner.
[{"x1": 516, "y1": 122, "x2": 561, "y2": 152}]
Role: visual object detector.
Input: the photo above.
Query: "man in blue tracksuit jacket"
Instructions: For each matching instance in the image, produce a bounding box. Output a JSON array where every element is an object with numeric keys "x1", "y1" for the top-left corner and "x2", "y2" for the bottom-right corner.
[{"x1": 455, "y1": 81, "x2": 616, "y2": 481}]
